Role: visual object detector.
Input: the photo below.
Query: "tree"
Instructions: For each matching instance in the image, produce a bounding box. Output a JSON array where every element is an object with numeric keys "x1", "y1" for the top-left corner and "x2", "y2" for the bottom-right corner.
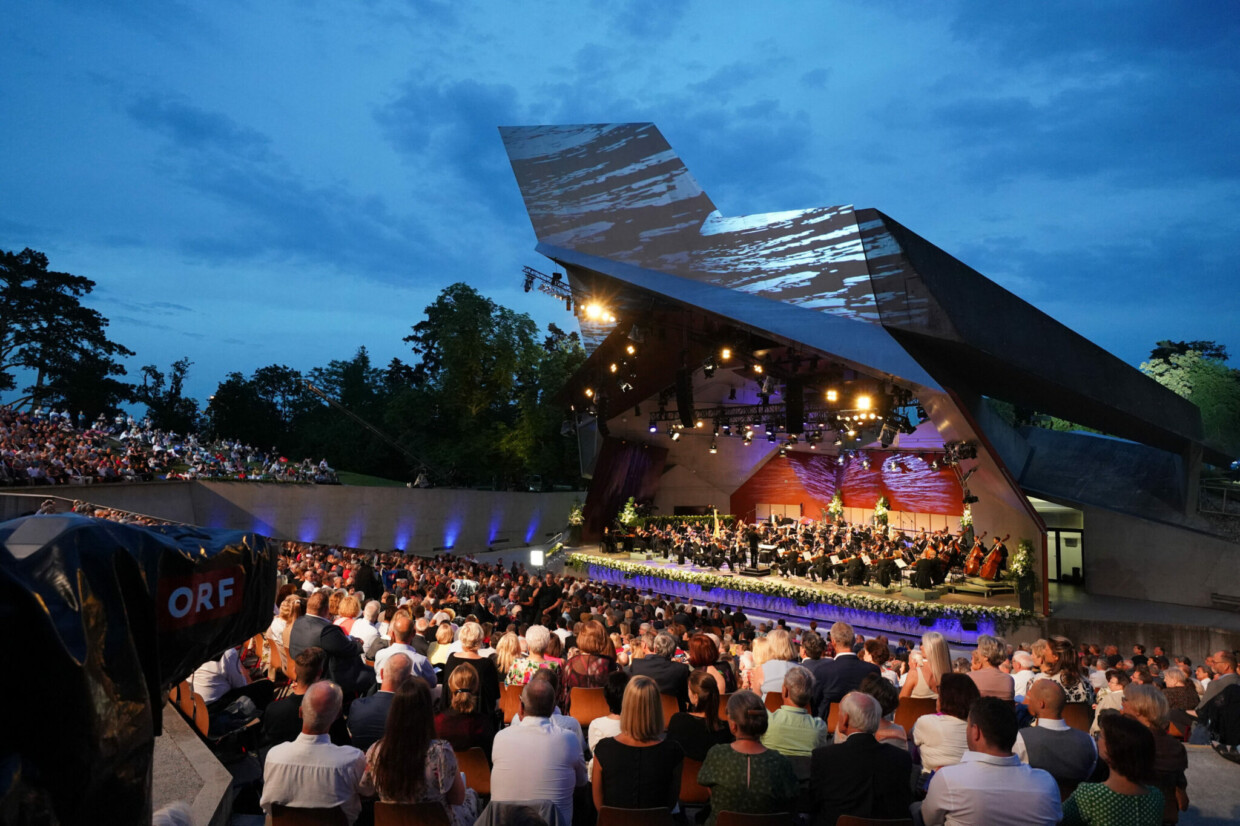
[
  {"x1": 0, "y1": 248, "x2": 134, "y2": 408},
  {"x1": 204, "y1": 372, "x2": 283, "y2": 447},
  {"x1": 1141, "y1": 340, "x2": 1240, "y2": 459},
  {"x1": 137, "y1": 357, "x2": 201, "y2": 434}
]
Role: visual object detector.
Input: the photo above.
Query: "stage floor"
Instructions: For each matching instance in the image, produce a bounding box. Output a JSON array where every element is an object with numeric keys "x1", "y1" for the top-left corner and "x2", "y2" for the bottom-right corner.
[{"x1": 572, "y1": 546, "x2": 1020, "y2": 610}]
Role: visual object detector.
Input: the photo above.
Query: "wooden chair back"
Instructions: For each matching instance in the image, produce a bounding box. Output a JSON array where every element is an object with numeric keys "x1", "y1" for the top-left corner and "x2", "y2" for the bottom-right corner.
[
  {"x1": 190, "y1": 691, "x2": 211, "y2": 737},
  {"x1": 569, "y1": 687, "x2": 609, "y2": 729},
  {"x1": 716, "y1": 811, "x2": 793, "y2": 826},
  {"x1": 1061, "y1": 702, "x2": 1093, "y2": 733},
  {"x1": 499, "y1": 683, "x2": 523, "y2": 725},
  {"x1": 177, "y1": 680, "x2": 194, "y2": 717},
  {"x1": 596, "y1": 806, "x2": 677, "y2": 826},
  {"x1": 268, "y1": 636, "x2": 285, "y2": 681},
  {"x1": 826, "y1": 701, "x2": 840, "y2": 733},
  {"x1": 835, "y1": 817, "x2": 915, "y2": 826},
  {"x1": 892, "y1": 697, "x2": 937, "y2": 731},
  {"x1": 660, "y1": 693, "x2": 680, "y2": 728},
  {"x1": 678, "y1": 757, "x2": 711, "y2": 805},
  {"x1": 455, "y1": 746, "x2": 491, "y2": 796},
  {"x1": 373, "y1": 801, "x2": 451, "y2": 826},
  {"x1": 270, "y1": 804, "x2": 348, "y2": 825},
  {"x1": 763, "y1": 692, "x2": 783, "y2": 713}
]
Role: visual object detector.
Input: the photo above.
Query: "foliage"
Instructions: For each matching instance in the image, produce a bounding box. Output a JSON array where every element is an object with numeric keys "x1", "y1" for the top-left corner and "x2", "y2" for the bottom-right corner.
[
  {"x1": 0, "y1": 248, "x2": 134, "y2": 411},
  {"x1": 1140, "y1": 341, "x2": 1240, "y2": 458},
  {"x1": 637, "y1": 514, "x2": 737, "y2": 530},
  {"x1": 959, "y1": 505, "x2": 972, "y2": 530},
  {"x1": 567, "y1": 500, "x2": 584, "y2": 526},
  {"x1": 827, "y1": 492, "x2": 843, "y2": 521},
  {"x1": 873, "y1": 496, "x2": 889, "y2": 526},
  {"x1": 137, "y1": 357, "x2": 201, "y2": 434},
  {"x1": 1007, "y1": 539, "x2": 1035, "y2": 581},
  {"x1": 617, "y1": 497, "x2": 639, "y2": 527},
  {"x1": 568, "y1": 553, "x2": 1035, "y2": 627}
]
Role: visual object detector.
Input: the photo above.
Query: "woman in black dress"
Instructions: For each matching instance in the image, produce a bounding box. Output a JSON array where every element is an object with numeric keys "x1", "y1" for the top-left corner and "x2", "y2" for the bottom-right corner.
[
  {"x1": 440, "y1": 621, "x2": 501, "y2": 716},
  {"x1": 591, "y1": 675, "x2": 684, "y2": 812}
]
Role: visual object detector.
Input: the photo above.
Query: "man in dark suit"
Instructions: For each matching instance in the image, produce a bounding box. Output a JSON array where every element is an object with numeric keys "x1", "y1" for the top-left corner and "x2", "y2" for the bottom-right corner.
[
  {"x1": 810, "y1": 691, "x2": 912, "y2": 826},
  {"x1": 813, "y1": 622, "x2": 880, "y2": 722},
  {"x1": 290, "y1": 590, "x2": 368, "y2": 696},
  {"x1": 347, "y1": 652, "x2": 412, "y2": 751},
  {"x1": 627, "y1": 631, "x2": 690, "y2": 710}
]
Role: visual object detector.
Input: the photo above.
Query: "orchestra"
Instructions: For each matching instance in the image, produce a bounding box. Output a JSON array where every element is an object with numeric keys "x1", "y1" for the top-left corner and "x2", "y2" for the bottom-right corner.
[{"x1": 601, "y1": 513, "x2": 1007, "y2": 588}]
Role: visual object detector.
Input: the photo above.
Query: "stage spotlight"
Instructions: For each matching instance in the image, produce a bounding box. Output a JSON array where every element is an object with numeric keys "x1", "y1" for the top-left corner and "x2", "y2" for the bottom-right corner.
[
  {"x1": 670, "y1": 429, "x2": 681, "y2": 442},
  {"x1": 709, "y1": 441, "x2": 717, "y2": 454},
  {"x1": 720, "y1": 347, "x2": 732, "y2": 361},
  {"x1": 609, "y1": 363, "x2": 618, "y2": 373},
  {"x1": 846, "y1": 428, "x2": 856, "y2": 438},
  {"x1": 767, "y1": 431, "x2": 777, "y2": 444},
  {"x1": 743, "y1": 435, "x2": 753, "y2": 446},
  {"x1": 753, "y1": 363, "x2": 763, "y2": 374},
  {"x1": 648, "y1": 419, "x2": 657, "y2": 433},
  {"x1": 826, "y1": 388, "x2": 838, "y2": 403},
  {"x1": 523, "y1": 273, "x2": 534, "y2": 292},
  {"x1": 564, "y1": 296, "x2": 573, "y2": 312},
  {"x1": 779, "y1": 447, "x2": 788, "y2": 458},
  {"x1": 703, "y1": 356, "x2": 717, "y2": 378},
  {"x1": 584, "y1": 388, "x2": 594, "y2": 398},
  {"x1": 626, "y1": 343, "x2": 636, "y2": 355},
  {"x1": 695, "y1": 420, "x2": 704, "y2": 428},
  {"x1": 857, "y1": 395, "x2": 872, "y2": 411}
]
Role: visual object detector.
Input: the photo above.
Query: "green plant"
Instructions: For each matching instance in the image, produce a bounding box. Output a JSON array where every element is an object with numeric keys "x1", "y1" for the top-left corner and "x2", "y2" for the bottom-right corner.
[{"x1": 617, "y1": 497, "x2": 639, "y2": 527}]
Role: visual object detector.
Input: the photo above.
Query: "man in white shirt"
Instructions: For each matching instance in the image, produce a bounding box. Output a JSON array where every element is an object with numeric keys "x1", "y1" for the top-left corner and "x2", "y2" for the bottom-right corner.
[
  {"x1": 1011, "y1": 651, "x2": 1037, "y2": 700},
  {"x1": 510, "y1": 670, "x2": 587, "y2": 757},
  {"x1": 491, "y1": 677, "x2": 587, "y2": 824},
  {"x1": 261, "y1": 681, "x2": 367, "y2": 824},
  {"x1": 917, "y1": 697, "x2": 1060, "y2": 826},
  {"x1": 373, "y1": 614, "x2": 437, "y2": 688},
  {"x1": 348, "y1": 600, "x2": 382, "y2": 651}
]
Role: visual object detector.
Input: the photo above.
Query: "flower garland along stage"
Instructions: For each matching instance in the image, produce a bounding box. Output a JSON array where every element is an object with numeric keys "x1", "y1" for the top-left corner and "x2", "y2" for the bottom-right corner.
[{"x1": 568, "y1": 553, "x2": 1035, "y2": 638}]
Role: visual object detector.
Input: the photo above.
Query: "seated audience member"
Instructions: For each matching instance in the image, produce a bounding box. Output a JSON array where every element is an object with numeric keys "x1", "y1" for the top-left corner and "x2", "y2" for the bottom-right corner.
[
  {"x1": 262, "y1": 648, "x2": 344, "y2": 750},
  {"x1": 1092, "y1": 669, "x2": 1130, "y2": 735},
  {"x1": 814, "y1": 622, "x2": 880, "y2": 720},
  {"x1": 687, "y1": 633, "x2": 728, "y2": 695},
  {"x1": 1062, "y1": 714, "x2": 1164, "y2": 826},
  {"x1": 952, "y1": 657, "x2": 972, "y2": 674},
  {"x1": 900, "y1": 631, "x2": 950, "y2": 700},
  {"x1": 335, "y1": 595, "x2": 360, "y2": 635},
  {"x1": 861, "y1": 639, "x2": 898, "y2": 685},
  {"x1": 857, "y1": 672, "x2": 908, "y2": 750},
  {"x1": 190, "y1": 642, "x2": 273, "y2": 716},
  {"x1": 428, "y1": 622, "x2": 455, "y2": 666},
  {"x1": 348, "y1": 653, "x2": 412, "y2": 752},
  {"x1": 753, "y1": 628, "x2": 798, "y2": 694},
  {"x1": 261, "y1": 681, "x2": 367, "y2": 824},
  {"x1": 798, "y1": 630, "x2": 832, "y2": 690},
  {"x1": 359, "y1": 678, "x2": 478, "y2": 826},
  {"x1": 627, "y1": 630, "x2": 691, "y2": 710},
  {"x1": 506, "y1": 624, "x2": 563, "y2": 692},
  {"x1": 913, "y1": 673, "x2": 981, "y2": 773},
  {"x1": 348, "y1": 600, "x2": 382, "y2": 650},
  {"x1": 1011, "y1": 651, "x2": 1037, "y2": 700},
  {"x1": 1014, "y1": 680, "x2": 1097, "y2": 791},
  {"x1": 587, "y1": 671, "x2": 629, "y2": 776},
  {"x1": 491, "y1": 676, "x2": 588, "y2": 825},
  {"x1": 1033, "y1": 635, "x2": 1095, "y2": 704},
  {"x1": 512, "y1": 668, "x2": 586, "y2": 756},
  {"x1": 1123, "y1": 683, "x2": 1188, "y2": 803},
  {"x1": 762, "y1": 664, "x2": 829, "y2": 757},
  {"x1": 592, "y1": 675, "x2": 685, "y2": 811},
  {"x1": 1160, "y1": 666, "x2": 1199, "y2": 731},
  {"x1": 810, "y1": 691, "x2": 913, "y2": 826},
  {"x1": 1193, "y1": 650, "x2": 1238, "y2": 730},
  {"x1": 373, "y1": 613, "x2": 437, "y2": 689},
  {"x1": 440, "y1": 621, "x2": 501, "y2": 716},
  {"x1": 968, "y1": 635, "x2": 1016, "y2": 700},
  {"x1": 494, "y1": 632, "x2": 523, "y2": 685},
  {"x1": 668, "y1": 669, "x2": 734, "y2": 762},
  {"x1": 563, "y1": 619, "x2": 619, "y2": 699},
  {"x1": 290, "y1": 590, "x2": 367, "y2": 696},
  {"x1": 919, "y1": 697, "x2": 1061, "y2": 826},
  {"x1": 698, "y1": 691, "x2": 799, "y2": 826},
  {"x1": 435, "y1": 661, "x2": 497, "y2": 760}
]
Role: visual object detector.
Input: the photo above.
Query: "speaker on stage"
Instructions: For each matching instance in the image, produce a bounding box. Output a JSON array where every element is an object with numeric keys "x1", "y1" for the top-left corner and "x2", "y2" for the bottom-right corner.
[
  {"x1": 785, "y1": 378, "x2": 804, "y2": 434},
  {"x1": 676, "y1": 367, "x2": 695, "y2": 428}
]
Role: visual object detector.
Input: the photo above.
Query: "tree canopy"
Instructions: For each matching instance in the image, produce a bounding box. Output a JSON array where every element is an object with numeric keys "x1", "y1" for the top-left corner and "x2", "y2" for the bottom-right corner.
[{"x1": 1141, "y1": 340, "x2": 1240, "y2": 460}]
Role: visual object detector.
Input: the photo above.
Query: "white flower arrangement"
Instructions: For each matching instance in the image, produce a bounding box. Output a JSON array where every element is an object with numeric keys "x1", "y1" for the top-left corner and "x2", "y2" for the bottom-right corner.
[
  {"x1": 568, "y1": 553, "x2": 1034, "y2": 627},
  {"x1": 873, "y1": 496, "x2": 889, "y2": 526},
  {"x1": 827, "y1": 493, "x2": 843, "y2": 521},
  {"x1": 617, "y1": 497, "x2": 639, "y2": 527},
  {"x1": 959, "y1": 506, "x2": 972, "y2": 530},
  {"x1": 1009, "y1": 539, "x2": 1034, "y2": 580},
  {"x1": 567, "y1": 501, "x2": 584, "y2": 526}
]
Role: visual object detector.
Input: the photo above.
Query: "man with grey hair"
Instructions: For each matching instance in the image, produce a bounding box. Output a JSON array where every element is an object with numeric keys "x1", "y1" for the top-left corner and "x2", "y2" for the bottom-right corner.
[
  {"x1": 491, "y1": 676, "x2": 587, "y2": 824},
  {"x1": 627, "y1": 630, "x2": 690, "y2": 709},
  {"x1": 261, "y1": 681, "x2": 367, "y2": 823},
  {"x1": 814, "y1": 621, "x2": 880, "y2": 722},
  {"x1": 1012, "y1": 651, "x2": 1037, "y2": 700},
  {"x1": 763, "y1": 664, "x2": 829, "y2": 757},
  {"x1": 347, "y1": 600, "x2": 382, "y2": 650},
  {"x1": 810, "y1": 691, "x2": 913, "y2": 826},
  {"x1": 968, "y1": 635, "x2": 1015, "y2": 700}
]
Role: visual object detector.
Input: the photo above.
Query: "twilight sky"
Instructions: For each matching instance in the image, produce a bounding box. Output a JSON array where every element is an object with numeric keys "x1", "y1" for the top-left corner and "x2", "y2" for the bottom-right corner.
[{"x1": 2, "y1": 1, "x2": 1237, "y2": 406}]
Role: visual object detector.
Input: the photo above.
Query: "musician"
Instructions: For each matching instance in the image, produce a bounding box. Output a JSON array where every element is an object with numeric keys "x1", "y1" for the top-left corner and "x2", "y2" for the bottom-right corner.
[
  {"x1": 746, "y1": 524, "x2": 761, "y2": 568},
  {"x1": 911, "y1": 547, "x2": 939, "y2": 589}
]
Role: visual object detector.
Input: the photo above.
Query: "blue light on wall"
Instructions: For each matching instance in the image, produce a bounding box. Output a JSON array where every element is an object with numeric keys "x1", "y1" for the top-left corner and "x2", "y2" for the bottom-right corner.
[
  {"x1": 393, "y1": 516, "x2": 415, "y2": 552},
  {"x1": 297, "y1": 515, "x2": 320, "y2": 543},
  {"x1": 344, "y1": 513, "x2": 365, "y2": 549},
  {"x1": 526, "y1": 508, "x2": 542, "y2": 543}
]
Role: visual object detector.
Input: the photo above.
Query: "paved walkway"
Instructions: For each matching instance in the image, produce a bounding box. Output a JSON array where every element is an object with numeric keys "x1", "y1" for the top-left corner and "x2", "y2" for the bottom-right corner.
[
  {"x1": 1181, "y1": 745, "x2": 1240, "y2": 824},
  {"x1": 1049, "y1": 583, "x2": 1240, "y2": 633}
]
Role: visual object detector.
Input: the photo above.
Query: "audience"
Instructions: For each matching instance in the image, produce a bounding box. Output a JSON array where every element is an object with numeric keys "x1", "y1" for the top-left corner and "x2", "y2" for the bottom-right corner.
[
  {"x1": 667, "y1": 669, "x2": 734, "y2": 763},
  {"x1": 627, "y1": 630, "x2": 690, "y2": 710},
  {"x1": 698, "y1": 691, "x2": 799, "y2": 826},
  {"x1": 810, "y1": 691, "x2": 913, "y2": 826},
  {"x1": 1034, "y1": 636, "x2": 1095, "y2": 704},
  {"x1": 434, "y1": 662, "x2": 498, "y2": 760},
  {"x1": 913, "y1": 673, "x2": 981, "y2": 775},
  {"x1": 968, "y1": 634, "x2": 1016, "y2": 700},
  {"x1": 857, "y1": 672, "x2": 908, "y2": 750},
  {"x1": 762, "y1": 664, "x2": 830, "y2": 757},
  {"x1": 586, "y1": 671, "x2": 628, "y2": 776},
  {"x1": 563, "y1": 619, "x2": 618, "y2": 700},
  {"x1": 919, "y1": 697, "x2": 1061, "y2": 826},
  {"x1": 347, "y1": 653, "x2": 411, "y2": 752},
  {"x1": 814, "y1": 621, "x2": 881, "y2": 720},
  {"x1": 900, "y1": 631, "x2": 950, "y2": 699},
  {"x1": 440, "y1": 621, "x2": 501, "y2": 716},
  {"x1": 1123, "y1": 683, "x2": 1188, "y2": 806},
  {"x1": 359, "y1": 678, "x2": 478, "y2": 826},
  {"x1": 289, "y1": 591, "x2": 368, "y2": 696},
  {"x1": 1014, "y1": 680, "x2": 1097, "y2": 794},
  {"x1": 591, "y1": 675, "x2": 684, "y2": 811},
  {"x1": 1062, "y1": 714, "x2": 1163, "y2": 825},
  {"x1": 261, "y1": 681, "x2": 367, "y2": 823}
]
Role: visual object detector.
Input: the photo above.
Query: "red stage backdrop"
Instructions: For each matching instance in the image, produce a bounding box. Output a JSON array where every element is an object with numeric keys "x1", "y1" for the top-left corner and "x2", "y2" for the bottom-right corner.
[{"x1": 730, "y1": 451, "x2": 963, "y2": 520}]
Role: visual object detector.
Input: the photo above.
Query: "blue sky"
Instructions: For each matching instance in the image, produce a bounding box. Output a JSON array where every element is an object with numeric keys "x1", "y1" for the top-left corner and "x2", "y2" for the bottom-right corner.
[{"x1": 2, "y1": 1, "x2": 1237, "y2": 406}]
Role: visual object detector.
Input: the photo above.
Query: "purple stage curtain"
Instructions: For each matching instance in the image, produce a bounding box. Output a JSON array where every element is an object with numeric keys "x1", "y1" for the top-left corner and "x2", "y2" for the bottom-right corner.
[{"x1": 582, "y1": 439, "x2": 667, "y2": 541}]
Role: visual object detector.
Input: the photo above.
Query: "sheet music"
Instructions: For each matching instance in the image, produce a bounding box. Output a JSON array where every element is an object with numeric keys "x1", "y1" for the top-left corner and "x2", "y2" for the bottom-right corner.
[
  {"x1": 895, "y1": 559, "x2": 908, "y2": 569},
  {"x1": 830, "y1": 555, "x2": 840, "y2": 565},
  {"x1": 861, "y1": 554, "x2": 872, "y2": 565}
]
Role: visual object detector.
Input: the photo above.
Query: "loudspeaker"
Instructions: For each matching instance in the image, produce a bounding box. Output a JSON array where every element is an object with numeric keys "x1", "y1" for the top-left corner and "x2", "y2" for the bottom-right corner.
[
  {"x1": 675, "y1": 368, "x2": 694, "y2": 428},
  {"x1": 784, "y1": 378, "x2": 804, "y2": 434}
]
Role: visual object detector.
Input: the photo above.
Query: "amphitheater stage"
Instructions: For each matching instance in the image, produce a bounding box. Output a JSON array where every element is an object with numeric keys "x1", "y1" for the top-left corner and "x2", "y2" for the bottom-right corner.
[{"x1": 564, "y1": 547, "x2": 1028, "y2": 645}]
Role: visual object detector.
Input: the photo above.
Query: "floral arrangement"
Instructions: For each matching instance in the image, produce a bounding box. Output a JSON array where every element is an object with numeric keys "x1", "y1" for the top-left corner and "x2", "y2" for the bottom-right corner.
[
  {"x1": 638, "y1": 514, "x2": 736, "y2": 529},
  {"x1": 567, "y1": 500, "x2": 584, "y2": 526},
  {"x1": 617, "y1": 496, "x2": 639, "y2": 527},
  {"x1": 568, "y1": 553, "x2": 1035, "y2": 628},
  {"x1": 873, "y1": 496, "x2": 889, "y2": 526},
  {"x1": 546, "y1": 542, "x2": 566, "y2": 561},
  {"x1": 1008, "y1": 539, "x2": 1034, "y2": 580},
  {"x1": 959, "y1": 505, "x2": 972, "y2": 530},
  {"x1": 827, "y1": 493, "x2": 843, "y2": 521}
]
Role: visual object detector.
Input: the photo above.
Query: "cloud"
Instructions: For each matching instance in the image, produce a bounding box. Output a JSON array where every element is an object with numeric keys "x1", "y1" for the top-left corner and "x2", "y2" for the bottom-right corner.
[
  {"x1": 127, "y1": 93, "x2": 270, "y2": 159},
  {"x1": 604, "y1": 1, "x2": 691, "y2": 41}
]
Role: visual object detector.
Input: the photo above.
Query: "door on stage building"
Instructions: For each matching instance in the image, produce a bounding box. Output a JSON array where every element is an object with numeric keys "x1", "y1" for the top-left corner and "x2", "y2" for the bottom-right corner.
[{"x1": 1046, "y1": 530, "x2": 1084, "y2": 585}]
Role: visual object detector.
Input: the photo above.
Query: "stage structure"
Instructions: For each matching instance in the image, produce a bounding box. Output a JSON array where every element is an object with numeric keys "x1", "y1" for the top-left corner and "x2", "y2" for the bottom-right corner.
[{"x1": 501, "y1": 123, "x2": 1237, "y2": 627}]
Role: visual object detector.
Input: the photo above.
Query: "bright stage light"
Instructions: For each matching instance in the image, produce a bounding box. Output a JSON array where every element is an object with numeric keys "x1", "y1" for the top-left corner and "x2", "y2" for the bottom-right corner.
[
  {"x1": 857, "y1": 395, "x2": 872, "y2": 410},
  {"x1": 609, "y1": 363, "x2": 618, "y2": 373},
  {"x1": 530, "y1": 549, "x2": 545, "y2": 567},
  {"x1": 720, "y1": 347, "x2": 732, "y2": 360},
  {"x1": 626, "y1": 344, "x2": 636, "y2": 355},
  {"x1": 584, "y1": 388, "x2": 594, "y2": 397},
  {"x1": 826, "y1": 389, "x2": 838, "y2": 402}
]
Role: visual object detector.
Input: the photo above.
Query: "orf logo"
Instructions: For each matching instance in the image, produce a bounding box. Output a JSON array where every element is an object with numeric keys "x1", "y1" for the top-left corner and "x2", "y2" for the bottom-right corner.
[{"x1": 158, "y1": 566, "x2": 245, "y2": 627}]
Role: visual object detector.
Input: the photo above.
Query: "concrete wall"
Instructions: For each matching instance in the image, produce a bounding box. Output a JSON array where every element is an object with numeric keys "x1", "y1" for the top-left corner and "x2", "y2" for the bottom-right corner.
[
  {"x1": 1082, "y1": 506, "x2": 1240, "y2": 608},
  {"x1": 1, "y1": 482, "x2": 579, "y2": 555}
]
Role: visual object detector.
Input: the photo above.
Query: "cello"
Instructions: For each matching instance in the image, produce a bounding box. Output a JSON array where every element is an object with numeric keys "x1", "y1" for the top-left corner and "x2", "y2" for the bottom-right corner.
[
  {"x1": 979, "y1": 534, "x2": 1010, "y2": 581},
  {"x1": 963, "y1": 531, "x2": 989, "y2": 576}
]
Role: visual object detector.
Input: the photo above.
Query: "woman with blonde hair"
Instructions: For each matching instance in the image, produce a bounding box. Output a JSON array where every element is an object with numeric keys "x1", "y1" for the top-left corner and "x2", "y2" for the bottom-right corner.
[
  {"x1": 334, "y1": 595, "x2": 360, "y2": 635},
  {"x1": 441, "y1": 621, "x2": 501, "y2": 716},
  {"x1": 494, "y1": 633, "x2": 523, "y2": 685},
  {"x1": 1122, "y1": 683, "x2": 1188, "y2": 805},
  {"x1": 429, "y1": 622, "x2": 455, "y2": 666},
  {"x1": 434, "y1": 662, "x2": 496, "y2": 759},
  {"x1": 901, "y1": 631, "x2": 951, "y2": 699},
  {"x1": 591, "y1": 675, "x2": 684, "y2": 812}
]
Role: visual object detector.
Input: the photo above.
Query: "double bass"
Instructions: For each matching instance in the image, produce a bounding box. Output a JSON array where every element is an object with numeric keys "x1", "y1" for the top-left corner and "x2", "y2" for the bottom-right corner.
[
  {"x1": 979, "y1": 534, "x2": 1011, "y2": 581},
  {"x1": 963, "y1": 531, "x2": 989, "y2": 576}
]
